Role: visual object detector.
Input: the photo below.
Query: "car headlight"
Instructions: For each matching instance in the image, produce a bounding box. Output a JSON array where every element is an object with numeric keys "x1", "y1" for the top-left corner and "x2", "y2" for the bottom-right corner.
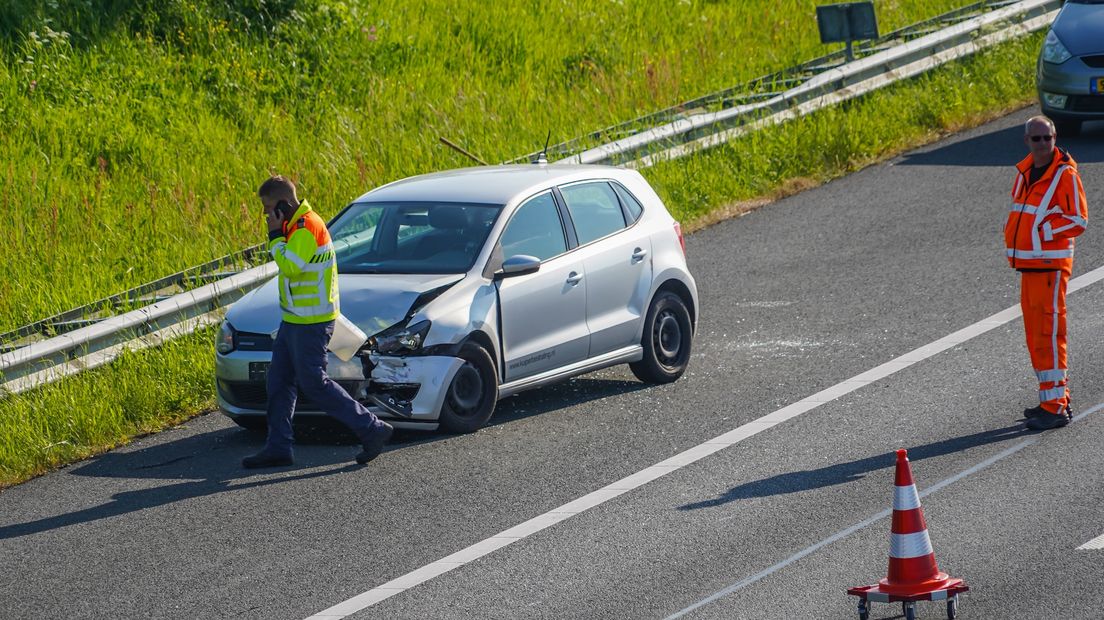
[
  {"x1": 1041, "y1": 30, "x2": 1072, "y2": 65},
  {"x1": 370, "y1": 320, "x2": 432, "y2": 354},
  {"x1": 216, "y1": 321, "x2": 236, "y2": 354}
]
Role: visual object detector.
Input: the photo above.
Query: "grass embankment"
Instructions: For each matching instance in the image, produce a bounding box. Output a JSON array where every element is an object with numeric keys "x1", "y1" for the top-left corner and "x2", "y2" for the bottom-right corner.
[
  {"x1": 3, "y1": 0, "x2": 974, "y2": 329},
  {"x1": 647, "y1": 33, "x2": 1044, "y2": 231},
  {"x1": 0, "y1": 0, "x2": 1042, "y2": 487}
]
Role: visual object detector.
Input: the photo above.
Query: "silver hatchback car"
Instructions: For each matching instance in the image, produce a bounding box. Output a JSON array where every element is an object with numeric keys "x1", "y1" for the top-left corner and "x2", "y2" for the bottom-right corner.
[
  {"x1": 215, "y1": 164, "x2": 698, "y2": 433},
  {"x1": 1036, "y1": 0, "x2": 1104, "y2": 135}
]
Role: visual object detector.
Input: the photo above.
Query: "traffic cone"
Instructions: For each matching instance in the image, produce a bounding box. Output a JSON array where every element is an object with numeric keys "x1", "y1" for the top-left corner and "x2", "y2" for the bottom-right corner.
[
  {"x1": 848, "y1": 449, "x2": 967, "y2": 613},
  {"x1": 879, "y1": 448, "x2": 954, "y2": 595}
]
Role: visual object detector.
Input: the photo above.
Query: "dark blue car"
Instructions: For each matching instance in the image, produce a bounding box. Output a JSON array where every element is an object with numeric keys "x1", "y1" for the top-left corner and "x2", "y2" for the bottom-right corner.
[{"x1": 1036, "y1": 0, "x2": 1104, "y2": 135}]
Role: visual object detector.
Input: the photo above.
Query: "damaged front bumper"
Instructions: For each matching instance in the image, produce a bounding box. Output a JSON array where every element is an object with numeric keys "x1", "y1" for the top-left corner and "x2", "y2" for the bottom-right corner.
[
  {"x1": 363, "y1": 354, "x2": 464, "y2": 421},
  {"x1": 215, "y1": 350, "x2": 464, "y2": 429}
]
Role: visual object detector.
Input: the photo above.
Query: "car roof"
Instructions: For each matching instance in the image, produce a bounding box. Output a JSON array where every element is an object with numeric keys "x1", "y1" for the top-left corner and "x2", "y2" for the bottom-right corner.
[{"x1": 352, "y1": 164, "x2": 631, "y2": 205}]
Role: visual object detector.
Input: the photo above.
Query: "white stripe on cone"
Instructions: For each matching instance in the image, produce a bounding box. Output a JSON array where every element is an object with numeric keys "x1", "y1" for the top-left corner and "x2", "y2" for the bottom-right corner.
[
  {"x1": 894, "y1": 484, "x2": 921, "y2": 511},
  {"x1": 890, "y1": 531, "x2": 935, "y2": 559}
]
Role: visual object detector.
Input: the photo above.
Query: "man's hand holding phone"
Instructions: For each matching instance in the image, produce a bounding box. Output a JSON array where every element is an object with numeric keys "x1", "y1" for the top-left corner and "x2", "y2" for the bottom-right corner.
[{"x1": 265, "y1": 206, "x2": 284, "y2": 233}]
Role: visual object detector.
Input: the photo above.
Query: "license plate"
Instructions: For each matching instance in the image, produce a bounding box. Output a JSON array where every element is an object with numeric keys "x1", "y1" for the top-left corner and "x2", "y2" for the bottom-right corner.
[
  {"x1": 249, "y1": 362, "x2": 269, "y2": 382},
  {"x1": 1094, "y1": 77, "x2": 1104, "y2": 94}
]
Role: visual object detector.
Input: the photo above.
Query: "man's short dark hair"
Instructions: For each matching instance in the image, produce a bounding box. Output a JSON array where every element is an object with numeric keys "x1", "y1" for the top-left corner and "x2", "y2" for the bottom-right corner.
[{"x1": 258, "y1": 175, "x2": 297, "y2": 202}]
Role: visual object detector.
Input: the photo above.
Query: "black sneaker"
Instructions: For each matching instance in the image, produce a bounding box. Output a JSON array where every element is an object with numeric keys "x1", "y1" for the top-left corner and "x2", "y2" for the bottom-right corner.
[
  {"x1": 1025, "y1": 409, "x2": 1071, "y2": 430},
  {"x1": 356, "y1": 421, "x2": 394, "y2": 465},
  {"x1": 242, "y1": 449, "x2": 294, "y2": 469}
]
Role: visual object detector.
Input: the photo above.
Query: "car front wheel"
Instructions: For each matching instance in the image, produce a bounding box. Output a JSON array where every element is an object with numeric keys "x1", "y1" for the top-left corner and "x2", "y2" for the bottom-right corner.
[
  {"x1": 439, "y1": 343, "x2": 498, "y2": 433},
  {"x1": 630, "y1": 291, "x2": 693, "y2": 383},
  {"x1": 1056, "y1": 118, "x2": 1081, "y2": 137}
]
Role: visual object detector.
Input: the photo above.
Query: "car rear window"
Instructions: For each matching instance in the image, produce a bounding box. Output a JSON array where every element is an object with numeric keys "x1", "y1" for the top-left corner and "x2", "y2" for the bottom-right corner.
[
  {"x1": 611, "y1": 182, "x2": 644, "y2": 223},
  {"x1": 560, "y1": 182, "x2": 627, "y2": 245}
]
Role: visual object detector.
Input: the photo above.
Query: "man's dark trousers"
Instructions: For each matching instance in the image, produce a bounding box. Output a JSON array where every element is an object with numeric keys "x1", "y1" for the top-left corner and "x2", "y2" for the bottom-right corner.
[{"x1": 264, "y1": 320, "x2": 382, "y2": 455}]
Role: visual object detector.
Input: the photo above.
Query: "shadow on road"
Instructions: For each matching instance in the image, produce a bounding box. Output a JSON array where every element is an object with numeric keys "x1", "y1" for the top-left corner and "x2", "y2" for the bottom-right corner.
[
  {"x1": 678, "y1": 424, "x2": 1026, "y2": 511},
  {"x1": 0, "y1": 376, "x2": 647, "y2": 540},
  {"x1": 895, "y1": 120, "x2": 1104, "y2": 167}
]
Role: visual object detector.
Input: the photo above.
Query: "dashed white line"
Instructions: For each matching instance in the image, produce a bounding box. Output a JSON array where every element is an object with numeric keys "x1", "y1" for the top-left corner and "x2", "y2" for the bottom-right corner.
[{"x1": 305, "y1": 263, "x2": 1104, "y2": 620}]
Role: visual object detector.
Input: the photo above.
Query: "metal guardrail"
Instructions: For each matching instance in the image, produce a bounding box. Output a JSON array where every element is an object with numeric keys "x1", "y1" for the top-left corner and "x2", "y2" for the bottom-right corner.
[
  {"x1": 510, "y1": 0, "x2": 1045, "y2": 166},
  {"x1": 0, "y1": 263, "x2": 277, "y2": 395},
  {"x1": 0, "y1": 244, "x2": 266, "y2": 355},
  {"x1": 533, "y1": 0, "x2": 1058, "y2": 167},
  {"x1": 0, "y1": 0, "x2": 1061, "y2": 395},
  {"x1": 626, "y1": 0, "x2": 1059, "y2": 169}
]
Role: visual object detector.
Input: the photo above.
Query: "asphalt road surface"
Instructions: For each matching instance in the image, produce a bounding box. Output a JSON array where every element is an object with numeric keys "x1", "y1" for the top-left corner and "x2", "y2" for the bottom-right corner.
[{"x1": 4, "y1": 107, "x2": 1104, "y2": 620}]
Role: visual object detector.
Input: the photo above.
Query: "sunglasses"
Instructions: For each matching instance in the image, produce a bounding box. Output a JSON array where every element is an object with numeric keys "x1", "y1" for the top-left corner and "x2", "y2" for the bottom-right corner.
[{"x1": 1029, "y1": 135, "x2": 1054, "y2": 142}]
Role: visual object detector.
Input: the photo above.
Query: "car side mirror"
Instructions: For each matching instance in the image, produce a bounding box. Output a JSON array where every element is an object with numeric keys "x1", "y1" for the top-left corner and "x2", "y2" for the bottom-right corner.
[{"x1": 495, "y1": 254, "x2": 541, "y2": 279}]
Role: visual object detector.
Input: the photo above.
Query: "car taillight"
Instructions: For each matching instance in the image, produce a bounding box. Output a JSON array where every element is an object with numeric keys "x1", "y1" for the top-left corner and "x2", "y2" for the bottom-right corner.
[{"x1": 674, "y1": 222, "x2": 686, "y2": 256}]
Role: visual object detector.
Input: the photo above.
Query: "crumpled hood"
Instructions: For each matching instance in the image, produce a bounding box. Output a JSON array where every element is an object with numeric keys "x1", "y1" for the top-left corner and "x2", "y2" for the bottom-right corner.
[
  {"x1": 1054, "y1": 3, "x2": 1104, "y2": 56},
  {"x1": 225, "y1": 273, "x2": 463, "y2": 337}
]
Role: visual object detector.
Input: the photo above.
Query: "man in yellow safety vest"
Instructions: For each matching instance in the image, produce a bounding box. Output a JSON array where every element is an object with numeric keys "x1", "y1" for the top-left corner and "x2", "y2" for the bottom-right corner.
[{"x1": 242, "y1": 175, "x2": 393, "y2": 468}]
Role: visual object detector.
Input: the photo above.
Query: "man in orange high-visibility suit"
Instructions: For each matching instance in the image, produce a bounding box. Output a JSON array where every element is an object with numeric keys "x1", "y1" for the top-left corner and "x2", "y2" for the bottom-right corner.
[{"x1": 1005, "y1": 115, "x2": 1088, "y2": 430}]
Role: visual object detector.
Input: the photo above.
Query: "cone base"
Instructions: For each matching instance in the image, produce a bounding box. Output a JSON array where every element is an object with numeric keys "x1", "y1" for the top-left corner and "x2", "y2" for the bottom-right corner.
[
  {"x1": 848, "y1": 579, "x2": 968, "y2": 603},
  {"x1": 878, "y1": 571, "x2": 952, "y2": 596}
]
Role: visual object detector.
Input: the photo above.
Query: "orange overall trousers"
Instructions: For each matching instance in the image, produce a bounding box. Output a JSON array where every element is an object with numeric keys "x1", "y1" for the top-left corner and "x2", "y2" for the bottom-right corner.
[
  {"x1": 1020, "y1": 270, "x2": 1069, "y2": 413},
  {"x1": 1006, "y1": 148, "x2": 1086, "y2": 414}
]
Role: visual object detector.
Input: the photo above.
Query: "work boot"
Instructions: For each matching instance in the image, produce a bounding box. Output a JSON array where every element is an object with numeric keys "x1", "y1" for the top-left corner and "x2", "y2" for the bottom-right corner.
[
  {"x1": 1023, "y1": 405, "x2": 1049, "y2": 419},
  {"x1": 242, "y1": 448, "x2": 294, "y2": 469},
  {"x1": 1025, "y1": 408, "x2": 1071, "y2": 430},
  {"x1": 1024, "y1": 400, "x2": 1073, "y2": 418},
  {"x1": 356, "y1": 421, "x2": 394, "y2": 465}
]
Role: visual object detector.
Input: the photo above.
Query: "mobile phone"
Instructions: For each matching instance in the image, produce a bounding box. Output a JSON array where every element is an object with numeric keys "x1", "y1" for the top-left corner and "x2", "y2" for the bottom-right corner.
[{"x1": 275, "y1": 200, "x2": 291, "y2": 221}]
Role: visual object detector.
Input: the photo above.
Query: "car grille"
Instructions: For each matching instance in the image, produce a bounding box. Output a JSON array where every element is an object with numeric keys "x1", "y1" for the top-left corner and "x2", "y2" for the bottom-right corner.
[
  {"x1": 219, "y1": 380, "x2": 362, "y2": 410},
  {"x1": 1081, "y1": 55, "x2": 1104, "y2": 69},
  {"x1": 1068, "y1": 95, "x2": 1104, "y2": 112},
  {"x1": 236, "y1": 331, "x2": 274, "y2": 351}
]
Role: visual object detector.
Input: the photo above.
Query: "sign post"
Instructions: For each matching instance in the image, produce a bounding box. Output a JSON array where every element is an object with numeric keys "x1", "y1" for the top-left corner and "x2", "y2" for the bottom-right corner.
[{"x1": 816, "y1": 2, "x2": 879, "y2": 61}]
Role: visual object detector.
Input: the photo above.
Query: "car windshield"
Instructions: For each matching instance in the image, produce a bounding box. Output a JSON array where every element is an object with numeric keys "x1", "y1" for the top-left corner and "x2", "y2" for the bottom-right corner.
[{"x1": 328, "y1": 201, "x2": 502, "y2": 274}]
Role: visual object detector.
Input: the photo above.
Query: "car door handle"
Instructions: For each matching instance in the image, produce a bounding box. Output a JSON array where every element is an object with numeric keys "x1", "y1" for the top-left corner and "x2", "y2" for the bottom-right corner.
[
  {"x1": 631, "y1": 248, "x2": 648, "y2": 263},
  {"x1": 566, "y1": 271, "x2": 583, "y2": 285}
]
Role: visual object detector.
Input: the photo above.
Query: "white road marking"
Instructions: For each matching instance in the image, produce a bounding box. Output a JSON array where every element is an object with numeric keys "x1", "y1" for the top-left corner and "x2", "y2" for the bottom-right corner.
[
  {"x1": 1076, "y1": 501, "x2": 1104, "y2": 557},
  {"x1": 666, "y1": 402, "x2": 1104, "y2": 619},
  {"x1": 1078, "y1": 534, "x2": 1104, "y2": 550},
  {"x1": 304, "y1": 264, "x2": 1104, "y2": 619}
]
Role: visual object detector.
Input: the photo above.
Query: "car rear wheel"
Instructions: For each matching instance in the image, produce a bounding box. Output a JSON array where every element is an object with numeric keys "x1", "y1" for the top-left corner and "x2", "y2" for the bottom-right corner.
[
  {"x1": 630, "y1": 291, "x2": 693, "y2": 383},
  {"x1": 439, "y1": 343, "x2": 498, "y2": 433}
]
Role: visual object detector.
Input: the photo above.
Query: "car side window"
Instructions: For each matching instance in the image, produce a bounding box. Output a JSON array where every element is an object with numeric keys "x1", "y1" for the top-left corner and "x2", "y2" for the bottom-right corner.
[
  {"x1": 611, "y1": 182, "x2": 644, "y2": 223},
  {"x1": 499, "y1": 192, "x2": 567, "y2": 261},
  {"x1": 560, "y1": 182, "x2": 627, "y2": 245}
]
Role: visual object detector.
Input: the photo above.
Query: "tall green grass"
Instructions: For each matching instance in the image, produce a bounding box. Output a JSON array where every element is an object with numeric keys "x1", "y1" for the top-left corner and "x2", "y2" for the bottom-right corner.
[
  {"x1": 4, "y1": 0, "x2": 976, "y2": 330},
  {"x1": 0, "y1": 29, "x2": 1043, "y2": 488},
  {"x1": 0, "y1": 327, "x2": 216, "y2": 486},
  {"x1": 644, "y1": 33, "x2": 1044, "y2": 228},
  {"x1": 0, "y1": 1, "x2": 1046, "y2": 486}
]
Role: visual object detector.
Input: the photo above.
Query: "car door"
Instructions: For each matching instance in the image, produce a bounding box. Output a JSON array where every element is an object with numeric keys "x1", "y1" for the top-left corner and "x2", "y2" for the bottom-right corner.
[
  {"x1": 495, "y1": 191, "x2": 589, "y2": 382},
  {"x1": 558, "y1": 181, "x2": 652, "y2": 356}
]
